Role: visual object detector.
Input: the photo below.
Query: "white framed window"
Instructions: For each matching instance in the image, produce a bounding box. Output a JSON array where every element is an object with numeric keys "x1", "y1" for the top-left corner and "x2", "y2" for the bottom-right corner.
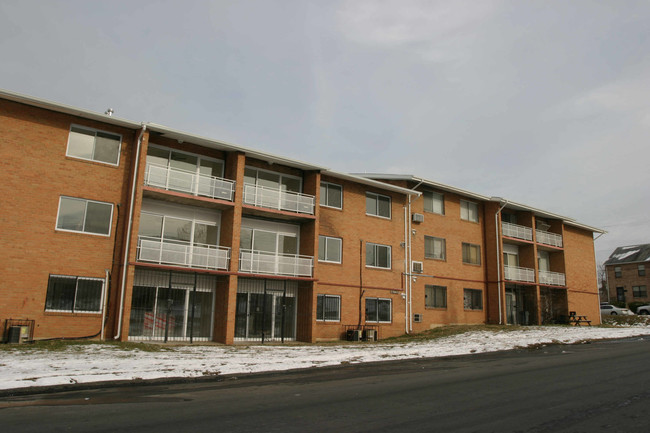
[
  {"x1": 639, "y1": 264, "x2": 646, "y2": 277},
  {"x1": 316, "y1": 294, "x2": 341, "y2": 321},
  {"x1": 56, "y1": 196, "x2": 113, "y2": 236},
  {"x1": 424, "y1": 236, "x2": 446, "y2": 260},
  {"x1": 366, "y1": 192, "x2": 391, "y2": 219},
  {"x1": 318, "y1": 235, "x2": 342, "y2": 263},
  {"x1": 463, "y1": 289, "x2": 483, "y2": 310},
  {"x1": 462, "y1": 242, "x2": 481, "y2": 265},
  {"x1": 66, "y1": 125, "x2": 121, "y2": 166},
  {"x1": 460, "y1": 200, "x2": 479, "y2": 222},
  {"x1": 320, "y1": 182, "x2": 342, "y2": 209},
  {"x1": 614, "y1": 266, "x2": 622, "y2": 278},
  {"x1": 366, "y1": 297, "x2": 391, "y2": 323},
  {"x1": 425, "y1": 285, "x2": 447, "y2": 308},
  {"x1": 45, "y1": 275, "x2": 104, "y2": 313},
  {"x1": 244, "y1": 166, "x2": 302, "y2": 192},
  {"x1": 366, "y1": 242, "x2": 391, "y2": 269},
  {"x1": 423, "y1": 191, "x2": 444, "y2": 215}
]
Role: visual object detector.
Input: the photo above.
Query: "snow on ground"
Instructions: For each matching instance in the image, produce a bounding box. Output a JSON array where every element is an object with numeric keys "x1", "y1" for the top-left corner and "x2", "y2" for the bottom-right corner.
[{"x1": 1, "y1": 326, "x2": 649, "y2": 391}]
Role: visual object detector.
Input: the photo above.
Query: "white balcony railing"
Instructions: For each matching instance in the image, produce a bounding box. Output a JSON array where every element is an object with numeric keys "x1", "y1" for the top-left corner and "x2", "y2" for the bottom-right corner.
[
  {"x1": 144, "y1": 163, "x2": 235, "y2": 202},
  {"x1": 539, "y1": 270, "x2": 566, "y2": 286},
  {"x1": 501, "y1": 222, "x2": 533, "y2": 241},
  {"x1": 137, "y1": 236, "x2": 231, "y2": 270},
  {"x1": 536, "y1": 230, "x2": 563, "y2": 248},
  {"x1": 504, "y1": 265, "x2": 536, "y2": 283},
  {"x1": 243, "y1": 184, "x2": 315, "y2": 215},
  {"x1": 239, "y1": 249, "x2": 313, "y2": 277}
]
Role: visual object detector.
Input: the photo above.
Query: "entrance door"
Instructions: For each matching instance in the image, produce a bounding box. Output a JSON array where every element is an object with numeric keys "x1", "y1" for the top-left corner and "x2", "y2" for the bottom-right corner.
[{"x1": 234, "y1": 280, "x2": 298, "y2": 342}]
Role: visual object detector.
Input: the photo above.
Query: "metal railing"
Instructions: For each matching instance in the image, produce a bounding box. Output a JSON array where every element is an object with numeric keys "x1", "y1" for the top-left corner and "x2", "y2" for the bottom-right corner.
[
  {"x1": 137, "y1": 236, "x2": 231, "y2": 270},
  {"x1": 504, "y1": 265, "x2": 536, "y2": 283},
  {"x1": 536, "y1": 230, "x2": 563, "y2": 248},
  {"x1": 502, "y1": 222, "x2": 533, "y2": 241},
  {"x1": 243, "y1": 184, "x2": 315, "y2": 215},
  {"x1": 144, "y1": 163, "x2": 235, "y2": 202},
  {"x1": 539, "y1": 270, "x2": 566, "y2": 286},
  {"x1": 239, "y1": 249, "x2": 313, "y2": 277}
]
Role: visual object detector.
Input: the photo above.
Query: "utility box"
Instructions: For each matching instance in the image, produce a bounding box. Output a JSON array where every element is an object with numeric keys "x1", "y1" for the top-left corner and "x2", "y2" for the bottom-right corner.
[{"x1": 6, "y1": 325, "x2": 30, "y2": 343}]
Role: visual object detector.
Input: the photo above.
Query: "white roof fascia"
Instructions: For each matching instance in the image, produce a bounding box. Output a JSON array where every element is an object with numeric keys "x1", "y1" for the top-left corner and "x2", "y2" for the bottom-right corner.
[
  {"x1": 145, "y1": 123, "x2": 325, "y2": 172},
  {"x1": 0, "y1": 88, "x2": 142, "y2": 130},
  {"x1": 355, "y1": 173, "x2": 486, "y2": 200},
  {"x1": 323, "y1": 170, "x2": 420, "y2": 197}
]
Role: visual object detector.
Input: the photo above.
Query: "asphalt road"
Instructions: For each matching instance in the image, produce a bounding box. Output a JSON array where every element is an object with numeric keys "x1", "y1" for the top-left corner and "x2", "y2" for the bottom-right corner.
[{"x1": 1, "y1": 337, "x2": 649, "y2": 433}]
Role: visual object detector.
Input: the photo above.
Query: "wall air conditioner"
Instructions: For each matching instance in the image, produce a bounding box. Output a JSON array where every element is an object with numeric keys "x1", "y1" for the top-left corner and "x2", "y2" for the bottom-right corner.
[
  {"x1": 412, "y1": 261, "x2": 423, "y2": 273},
  {"x1": 412, "y1": 213, "x2": 424, "y2": 223},
  {"x1": 413, "y1": 313, "x2": 422, "y2": 323}
]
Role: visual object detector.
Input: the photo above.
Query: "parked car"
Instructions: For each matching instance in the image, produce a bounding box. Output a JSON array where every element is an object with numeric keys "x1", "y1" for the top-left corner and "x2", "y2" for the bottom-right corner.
[
  {"x1": 600, "y1": 304, "x2": 634, "y2": 316},
  {"x1": 636, "y1": 304, "x2": 650, "y2": 315}
]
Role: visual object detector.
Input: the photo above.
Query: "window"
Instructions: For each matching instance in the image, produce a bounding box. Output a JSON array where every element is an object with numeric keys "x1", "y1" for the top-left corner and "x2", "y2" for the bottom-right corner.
[
  {"x1": 366, "y1": 192, "x2": 391, "y2": 218},
  {"x1": 462, "y1": 243, "x2": 481, "y2": 265},
  {"x1": 56, "y1": 196, "x2": 113, "y2": 236},
  {"x1": 45, "y1": 275, "x2": 104, "y2": 313},
  {"x1": 639, "y1": 265, "x2": 646, "y2": 277},
  {"x1": 463, "y1": 289, "x2": 483, "y2": 310},
  {"x1": 424, "y1": 236, "x2": 446, "y2": 260},
  {"x1": 633, "y1": 286, "x2": 647, "y2": 298},
  {"x1": 366, "y1": 243, "x2": 391, "y2": 269},
  {"x1": 425, "y1": 285, "x2": 447, "y2": 308},
  {"x1": 366, "y1": 298, "x2": 391, "y2": 322},
  {"x1": 319, "y1": 236, "x2": 342, "y2": 263},
  {"x1": 316, "y1": 294, "x2": 341, "y2": 321},
  {"x1": 320, "y1": 182, "x2": 342, "y2": 209},
  {"x1": 460, "y1": 200, "x2": 479, "y2": 222},
  {"x1": 423, "y1": 191, "x2": 444, "y2": 215},
  {"x1": 614, "y1": 266, "x2": 622, "y2": 278},
  {"x1": 67, "y1": 125, "x2": 121, "y2": 165}
]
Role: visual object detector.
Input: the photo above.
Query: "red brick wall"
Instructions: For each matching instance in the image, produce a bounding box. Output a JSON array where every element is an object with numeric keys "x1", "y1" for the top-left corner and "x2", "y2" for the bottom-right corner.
[
  {"x1": 563, "y1": 226, "x2": 600, "y2": 324},
  {"x1": 0, "y1": 100, "x2": 137, "y2": 339}
]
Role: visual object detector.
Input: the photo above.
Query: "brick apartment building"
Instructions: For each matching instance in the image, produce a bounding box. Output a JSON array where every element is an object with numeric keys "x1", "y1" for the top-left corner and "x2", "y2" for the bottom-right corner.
[
  {"x1": 0, "y1": 89, "x2": 604, "y2": 344},
  {"x1": 603, "y1": 244, "x2": 650, "y2": 305}
]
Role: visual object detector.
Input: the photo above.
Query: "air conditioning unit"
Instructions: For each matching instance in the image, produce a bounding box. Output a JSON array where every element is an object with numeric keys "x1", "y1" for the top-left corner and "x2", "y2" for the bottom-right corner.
[
  {"x1": 346, "y1": 329, "x2": 362, "y2": 341},
  {"x1": 363, "y1": 329, "x2": 377, "y2": 341},
  {"x1": 412, "y1": 261, "x2": 423, "y2": 273},
  {"x1": 413, "y1": 313, "x2": 422, "y2": 323},
  {"x1": 412, "y1": 213, "x2": 424, "y2": 223}
]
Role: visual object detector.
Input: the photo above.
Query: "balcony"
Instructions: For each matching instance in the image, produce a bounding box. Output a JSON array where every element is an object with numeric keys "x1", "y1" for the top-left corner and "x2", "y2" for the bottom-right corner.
[
  {"x1": 137, "y1": 236, "x2": 231, "y2": 270},
  {"x1": 539, "y1": 270, "x2": 566, "y2": 286},
  {"x1": 536, "y1": 230, "x2": 563, "y2": 248},
  {"x1": 144, "y1": 163, "x2": 235, "y2": 202},
  {"x1": 501, "y1": 222, "x2": 533, "y2": 241},
  {"x1": 504, "y1": 265, "x2": 536, "y2": 283},
  {"x1": 239, "y1": 249, "x2": 313, "y2": 277},
  {"x1": 243, "y1": 184, "x2": 315, "y2": 215}
]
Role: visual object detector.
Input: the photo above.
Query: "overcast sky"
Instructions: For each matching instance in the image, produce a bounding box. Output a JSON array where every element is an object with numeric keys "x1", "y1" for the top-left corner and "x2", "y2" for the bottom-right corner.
[{"x1": 2, "y1": 0, "x2": 649, "y2": 265}]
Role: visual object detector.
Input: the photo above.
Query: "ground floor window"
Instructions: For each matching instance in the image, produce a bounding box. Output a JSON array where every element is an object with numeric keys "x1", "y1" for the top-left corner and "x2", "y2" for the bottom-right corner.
[
  {"x1": 45, "y1": 275, "x2": 104, "y2": 313},
  {"x1": 365, "y1": 297, "x2": 391, "y2": 323},
  {"x1": 235, "y1": 278, "x2": 298, "y2": 342},
  {"x1": 463, "y1": 289, "x2": 483, "y2": 310},
  {"x1": 128, "y1": 269, "x2": 216, "y2": 341},
  {"x1": 425, "y1": 285, "x2": 447, "y2": 308},
  {"x1": 316, "y1": 294, "x2": 341, "y2": 321},
  {"x1": 633, "y1": 285, "x2": 647, "y2": 298}
]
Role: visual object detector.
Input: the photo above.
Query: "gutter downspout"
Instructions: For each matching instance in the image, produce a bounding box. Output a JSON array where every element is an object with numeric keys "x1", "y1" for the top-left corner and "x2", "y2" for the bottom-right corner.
[
  {"x1": 114, "y1": 124, "x2": 146, "y2": 340},
  {"x1": 494, "y1": 199, "x2": 508, "y2": 325},
  {"x1": 404, "y1": 206, "x2": 409, "y2": 334},
  {"x1": 100, "y1": 269, "x2": 110, "y2": 340}
]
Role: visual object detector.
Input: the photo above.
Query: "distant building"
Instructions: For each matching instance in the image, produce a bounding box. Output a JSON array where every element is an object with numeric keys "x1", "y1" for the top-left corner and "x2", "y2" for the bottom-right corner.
[
  {"x1": 604, "y1": 244, "x2": 650, "y2": 305},
  {"x1": 1, "y1": 89, "x2": 605, "y2": 343}
]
